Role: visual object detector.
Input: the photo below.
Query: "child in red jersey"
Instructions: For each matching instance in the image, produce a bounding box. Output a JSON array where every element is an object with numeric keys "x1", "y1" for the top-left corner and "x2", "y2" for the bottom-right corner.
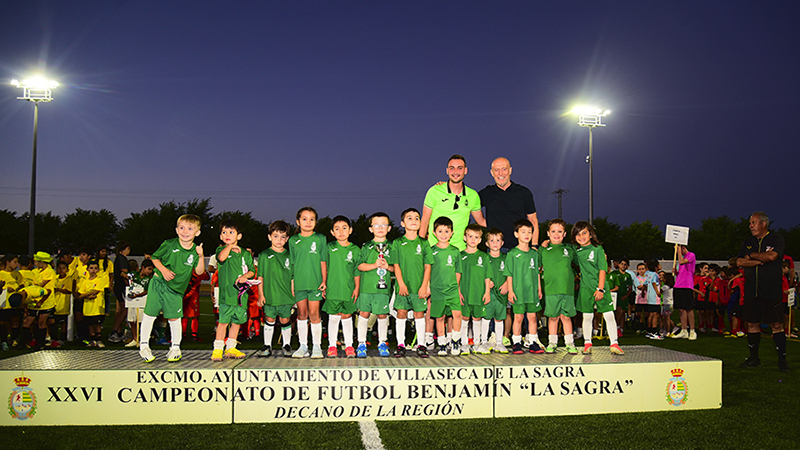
[
  {"x1": 694, "y1": 263, "x2": 711, "y2": 332},
  {"x1": 182, "y1": 270, "x2": 209, "y2": 341},
  {"x1": 727, "y1": 267, "x2": 745, "y2": 337}
]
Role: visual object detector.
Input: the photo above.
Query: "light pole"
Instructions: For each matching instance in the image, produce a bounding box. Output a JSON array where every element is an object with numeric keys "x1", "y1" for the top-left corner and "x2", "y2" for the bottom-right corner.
[
  {"x1": 11, "y1": 77, "x2": 59, "y2": 256},
  {"x1": 572, "y1": 107, "x2": 610, "y2": 226}
]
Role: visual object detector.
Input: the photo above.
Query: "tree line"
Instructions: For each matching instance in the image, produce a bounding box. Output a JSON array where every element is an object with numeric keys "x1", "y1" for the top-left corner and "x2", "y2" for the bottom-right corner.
[{"x1": 1, "y1": 198, "x2": 798, "y2": 261}]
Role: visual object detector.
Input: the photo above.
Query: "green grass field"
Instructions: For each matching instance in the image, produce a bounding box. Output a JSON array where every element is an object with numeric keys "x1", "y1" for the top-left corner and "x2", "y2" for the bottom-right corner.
[{"x1": 1, "y1": 294, "x2": 798, "y2": 450}]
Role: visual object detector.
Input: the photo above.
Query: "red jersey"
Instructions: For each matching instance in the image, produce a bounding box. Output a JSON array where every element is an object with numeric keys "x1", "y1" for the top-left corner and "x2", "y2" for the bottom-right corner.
[
  {"x1": 783, "y1": 275, "x2": 789, "y2": 304},
  {"x1": 696, "y1": 275, "x2": 711, "y2": 302}
]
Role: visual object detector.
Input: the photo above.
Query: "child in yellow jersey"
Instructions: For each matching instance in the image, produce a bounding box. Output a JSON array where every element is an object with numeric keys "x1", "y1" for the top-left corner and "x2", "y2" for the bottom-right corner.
[
  {"x1": 0, "y1": 255, "x2": 24, "y2": 350},
  {"x1": 77, "y1": 260, "x2": 109, "y2": 347},
  {"x1": 17, "y1": 255, "x2": 36, "y2": 287},
  {"x1": 22, "y1": 252, "x2": 57, "y2": 348},
  {"x1": 50, "y1": 260, "x2": 75, "y2": 347}
]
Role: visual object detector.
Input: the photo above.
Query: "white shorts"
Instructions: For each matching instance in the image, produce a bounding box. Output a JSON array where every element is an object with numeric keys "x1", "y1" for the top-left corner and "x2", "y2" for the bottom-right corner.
[{"x1": 127, "y1": 307, "x2": 145, "y2": 323}]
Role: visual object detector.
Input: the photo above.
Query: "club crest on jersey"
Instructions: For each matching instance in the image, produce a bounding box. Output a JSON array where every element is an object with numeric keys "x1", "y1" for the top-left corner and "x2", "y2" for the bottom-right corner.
[
  {"x1": 284, "y1": 259, "x2": 290, "y2": 269},
  {"x1": 529, "y1": 258, "x2": 536, "y2": 269},
  {"x1": 8, "y1": 375, "x2": 37, "y2": 420},
  {"x1": 563, "y1": 248, "x2": 569, "y2": 257},
  {"x1": 477, "y1": 256, "x2": 484, "y2": 267},
  {"x1": 588, "y1": 250, "x2": 595, "y2": 262},
  {"x1": 415, "y1": 244, "x2": 422, "y2": 255},
  {"x1": 346, "y1": 251, "x2": 353, "y2": 263},
  {"x1": 500, "y1": 261, "x2": 505, "y2": 271},
  {"x1": 446, "y1": 255, "x2": 453, "y2": 267},
  {"x1": 310, "y1": 242, "x2": 317, "y2": 254},
  {"x1": 185, "y1": 254, "x2": 195, "y2": 266}
]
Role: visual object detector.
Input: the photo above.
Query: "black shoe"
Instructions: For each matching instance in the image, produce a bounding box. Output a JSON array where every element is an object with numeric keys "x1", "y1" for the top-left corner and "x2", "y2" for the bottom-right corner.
[
  {"x1": 258, "y1": 345, "x2": 272, "y2": 358},
  {"x1": 529, "y1": 342, "x2": 544, "y2": 354},
  {"x1": 416, "y1": 345, "x2": 428, "y2": 358},
  {"x1": 394, "y1": 345, "x2": 406, "y2": 358},
  {"x1": 739, "y1": 357, "x2": 761, "y2": 368},
  {"x1": 512, "y1": 342, "x2": 524, "y2": 354},
  {"x1": 778, "y1": 360, "x2": 790, "y2": 373}
]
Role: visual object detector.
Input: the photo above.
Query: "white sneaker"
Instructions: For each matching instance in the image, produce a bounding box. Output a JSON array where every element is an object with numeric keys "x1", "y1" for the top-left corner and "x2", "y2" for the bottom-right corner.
[
  {"x1": 476, "y1": 343, "x2": 491, "y2": 354},
  {"x1": 166, "y1": 346, "x2": 182, "y2": 362},
  {"x1": 688, "y1": 330, "x2": 698, "y2": 341},
  {"x1": 139, "y1": 345, "x2": 155, "y2": 363},
  {"x1": 671, "y1": 329, "x2": 688, "y2": 339},
  {"x1": 292, "y1": 344, "x2": 310, "y2": 358},
  {"x1": 125, "y1": 340, "x2": 138, "y2": 348},
  {"x1": 310, "y1": 345, "x2": 324, "y2": 359},
  {"x1": 451, "y1": 343, "x2": 461, "y2": 356},
  {"x1": 494, "y1": 343, "x2": 509, "y2": 354}
]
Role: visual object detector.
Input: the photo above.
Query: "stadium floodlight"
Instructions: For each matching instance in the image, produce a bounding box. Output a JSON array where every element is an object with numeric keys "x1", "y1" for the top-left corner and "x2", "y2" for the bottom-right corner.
[
  {"x1": 11, "y1": 76, "x2": 59, "y2": 255},
  {"x1": 572, "y1": 106, "x2": 610, "y2": 226}
]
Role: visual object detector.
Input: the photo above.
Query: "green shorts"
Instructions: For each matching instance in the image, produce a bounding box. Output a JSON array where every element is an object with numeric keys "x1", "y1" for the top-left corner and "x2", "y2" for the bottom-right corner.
[
  {"x1": 430, "y1": 295, "x2": 459, "y2": 318},
  {"x1": 512, "y1": 300, "x2": 542, "y2": 315},
  {"x1": 543, "y1": 293, "x2": 576, "y2": 318},
  {"x1": 144, "y1": 276, "x2": 184, "y2": 319},
  {"x1": 394, "y1": 294, "x2": 427, "y2": 312},
  {"x1": 219, "y1": 303, "x2": 247, "y2": 325},
  {"x1": 356, "y1": 293, "x2": 391, "y2": 315},
  {"x1": 484, "y1": 298, "x2": 507, "y2": 321},
  {"x1": 295, "y1": 289, "x2": 323, "y2": 302},
  {"x1": 576, "y1": 289, "x2": 614, "y2": 314},
  {"x1": 615, "y1": 293, "x2": 630, "y2": 310},
  {"x1": 467, "y1": 303, "x2": 487, "y2": 319},
  {"x1": 323, "y1": 298, "x2": 358, "y2": 315},
  {"x1": 263, "y1": 304, "x2": 293, "y2": 320}
]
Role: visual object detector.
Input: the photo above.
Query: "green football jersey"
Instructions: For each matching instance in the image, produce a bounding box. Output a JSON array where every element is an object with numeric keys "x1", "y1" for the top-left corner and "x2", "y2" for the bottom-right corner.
[
  {"x1": 460, "y1": 250, "x2": 491, "y2": 305},
  {"x1": 430, "y1": 244, "x2": 462, "y2": 298},
  {"x1": 288, "y1": 233, "x2": 328, "y2": 291},
  {"x1": 257, "y1": 248, "x2": 294, "y2": 307},
  {"x1": 539, "y1": 243, "x2": 576, "y2": 296},
  {"x1": 216, "y1": 245, "x2": 255, "y2": 306},
  {"x1": 327, "y1": 241, "x2": 360, "y2": 300},
  {"x1": 151, "y1": 238, "x2": 200, "y2": 294},
  {"x1": 487, "y1": 252, "x2": 508, "y2": 303},
  {"x1": 608, "y1": 270, "x2": 633, "y2": 299},
  {"x1": 574, "y1": 244, "x2": 612, "y2": 303},
  {"x1": 359, "y1": 240, "x2": 395, "y2": 295},
  {"x1": 503, "y1": 247, "x2": 541, "y2": 305},
  {"x1": 392, "y1": 235, "x2": 433, "y2": 294}
]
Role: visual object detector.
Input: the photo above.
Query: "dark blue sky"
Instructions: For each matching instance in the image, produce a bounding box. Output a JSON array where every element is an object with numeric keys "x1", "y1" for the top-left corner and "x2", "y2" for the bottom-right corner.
[{"x1": 2, "y1": 1, "x2": 798, "y2": 231}]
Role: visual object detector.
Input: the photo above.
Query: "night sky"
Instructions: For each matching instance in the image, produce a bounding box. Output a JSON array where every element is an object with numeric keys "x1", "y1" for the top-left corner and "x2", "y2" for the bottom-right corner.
[{"x1": 1, "y1": 1, "x2": 798, "y2": 232}]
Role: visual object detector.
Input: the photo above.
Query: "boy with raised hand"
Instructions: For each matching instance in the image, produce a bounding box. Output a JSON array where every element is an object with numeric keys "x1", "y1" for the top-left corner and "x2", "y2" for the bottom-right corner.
[
  {"x1": 540, "y1": 219, "x2": 577, "y2": 354},
  {"x1": 289, "y1": 206, "x2": 328, "y2": 359},
  {"x1": 392, "y1": 208, "x2": 433, "y2": 358},
  {"x1": 323, "y1": 216, "x2": 361, "y2": 358},
  {"x1": 460, "y1": 223, "x2": 492, "y2": 355},
  {"x1": 212, "y1": 219, "x2": 255, "y2": 361},
  {"x1": 139, "y1": 214, "x2": 205, "y2": 363},
  {"x1": 429, "y1": 216, "x2": 464, "y2": 356},
  {"x1": 504, "y1": 219, "x2": 544, "y2": 354},
  {"x1": 356, "y1": 212, "x2": 395, "y2": 358},
  {"x1": 484, "y1": 229, "x2": 510, "y2": 353},
  {"x1": 257, "y1": 220, "x2": 295, "y2": 358}
]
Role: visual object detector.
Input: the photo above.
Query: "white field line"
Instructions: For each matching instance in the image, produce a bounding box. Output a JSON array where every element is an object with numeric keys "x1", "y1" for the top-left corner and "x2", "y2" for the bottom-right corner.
[{"x1": 359, "y1": 420, "x2": 386, "y2": 450}]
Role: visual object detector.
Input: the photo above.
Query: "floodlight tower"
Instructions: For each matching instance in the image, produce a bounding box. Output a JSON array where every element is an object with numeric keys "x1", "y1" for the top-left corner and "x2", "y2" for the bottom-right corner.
[
  {"x1": 572, "y1": 107, "x2": 610, "y2": 226},
  {"x1": 11, "y1": 77, "x2": 59, "y2": 256}
]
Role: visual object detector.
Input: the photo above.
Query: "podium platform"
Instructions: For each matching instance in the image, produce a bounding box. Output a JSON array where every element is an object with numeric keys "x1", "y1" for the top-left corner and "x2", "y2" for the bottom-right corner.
[{"x1": 0, "y1": 345, "x2": 721, "y2": 425}]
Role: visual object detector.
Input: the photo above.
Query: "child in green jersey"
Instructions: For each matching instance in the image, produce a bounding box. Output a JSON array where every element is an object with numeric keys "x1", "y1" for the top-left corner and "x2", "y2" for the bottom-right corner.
[
  {"x1": 126, "y1": 259, "x2": 154, "y2": 347},
  {"x1": 139, "y1": 214, "x2": 205, "y2": 363},
  {"x1": 212, "y1": 220, "x2": 255, "y2": 361},
  {"x1": 572, "y1": 221, "x2": 623, "y2": 355},
  {"x1": 289, "y1": 207, "x2": 328, "y2": 359},
  {"x1": 429, "y1": 216, "x2": 464, "y2": 356},
  {"x1": 257, "y1": 221, "x2": 295, "y2": 358},
  {"x1": 356, "y1": 212, "x2": 395, "y2": 358},
  {"x1": 608, "y1": 257, "x2": 633, "y2": 338},
  {"x1": 392, "y1": 208, "x2": 432, "y2": 358},
  {"x1": 460, "y1": 223, "x2": 491, "y2": 355},
  {"x1": 505, "y1": 219, "x2": 545, "y2": 354},
  {"x1": 323, "y1": 216, "x2": 361, "y2": 358},
  {"x1": 484, "y1": 229, "x2": 510, "y2": 353},
  {"x1": 540, "y1": 219, "x2": 578, "y2": 354}
]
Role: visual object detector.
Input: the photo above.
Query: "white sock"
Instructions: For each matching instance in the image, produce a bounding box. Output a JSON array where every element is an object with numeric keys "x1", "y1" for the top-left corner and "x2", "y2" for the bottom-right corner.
[
  {"x1": 565, "y1": 333, "x2": 574, "y2": 346},
  {"x1": 583, "y1": 313, "x2": 594, "y2": 345},
  {"x1": 280, "y1": 325, "x2": 291, "y2": 347},
  {"x1": 297, "y1": 319, "x2": 308, "y2": 347},
  {"x1": 494, "y1": 321, "x2": 505, "y2": 345},
  {"x1": 415, "y1": 318, "x2": 427, "y2": 347},
  {"x1": 139, "y1": 314, "x2": 156, "y2": 346},
  {"x1": 452, "y1": 330, "x2": 462, "y2": 346},
  {"x1": 396, "y1": 318, "x2": 407, "y2": 347},
  {"x1": 169, "y1": 319, "x2": 182, "y2": 347},
  {"x1": 604, "y1": 311, "x2": 619, "y2": 344},
  {"x1": 213, "y1": 339, "x2": 224, "y2": 350},
  {"x1": 263, "y1": 321, "x2": 275, "y2": 346},
  {"x1": 225, "y1": 338, "x2": 237, "y2": 350},
  {"x1": 549, "y1": 334, "x2": 558, "y2": 345},
  {"x1": 342, "y1": 317, "x2": 354, "y2": 348},
  {"x1": 311, "y1": 322, "x2": 322, "y2": 347},
  {"x1": 461, "y1": 319, "x2": 470, "y2": 340},
  {"x1": 525, "y1": 333, "x2": 536, "y2": 346},
  {"x1": 437, "y1": 335, "x2": 448, "y2": 346},
  {"x1": 512, "y1": 334, "x2": 522, "y2": 344},
  {"x1": 357, "y1": 316, "x2": 368, "y2": 344},
  {"x1": 328, "y1": 315, "x2": 341, "y2": 349},
  {"x1": 481, "y1": 319, "x2": 491, "y2": 344},
  {"x1": 472, "y1": 320, "x2": 482, "y2": 345},
  {"x1": 377, "y1": 317, "x2": 389, "y2": 343}
]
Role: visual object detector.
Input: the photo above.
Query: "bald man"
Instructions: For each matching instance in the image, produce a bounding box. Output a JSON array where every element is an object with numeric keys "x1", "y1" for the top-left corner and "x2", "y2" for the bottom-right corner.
[{"x1": 478, "y1": 157, "x2": 538, "y2": 250}]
